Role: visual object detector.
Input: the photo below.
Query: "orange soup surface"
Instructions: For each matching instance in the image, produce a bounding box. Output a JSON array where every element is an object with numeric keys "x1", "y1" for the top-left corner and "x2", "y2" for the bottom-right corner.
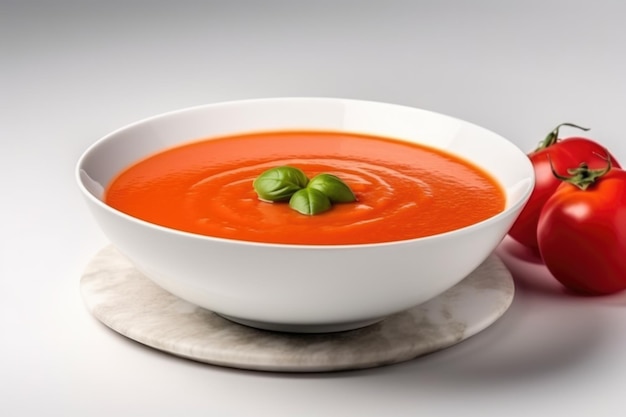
[{"x1": 105, "y1": 131, "x2": 505, "y2": 245}]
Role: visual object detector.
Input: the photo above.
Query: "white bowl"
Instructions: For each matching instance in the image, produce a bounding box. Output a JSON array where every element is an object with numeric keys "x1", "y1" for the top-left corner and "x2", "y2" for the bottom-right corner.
[{"x1": 77, "y1": 98, "x2": 534, "y2": 333}]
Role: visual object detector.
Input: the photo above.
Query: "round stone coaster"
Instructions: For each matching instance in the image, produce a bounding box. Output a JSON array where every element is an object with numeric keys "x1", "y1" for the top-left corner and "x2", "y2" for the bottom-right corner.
[{"x1": 80, "y1": 245, "x2": 514, "y2": 372}]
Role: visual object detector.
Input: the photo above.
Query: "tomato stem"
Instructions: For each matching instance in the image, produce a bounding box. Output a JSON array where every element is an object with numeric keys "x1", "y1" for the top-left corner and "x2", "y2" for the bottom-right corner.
[
  {"x1": 549, "y1": 153, "x2": 612, "y2": 190},
  {"x1": 535, "y1": 122, "x2": 590, "y2": 152}
]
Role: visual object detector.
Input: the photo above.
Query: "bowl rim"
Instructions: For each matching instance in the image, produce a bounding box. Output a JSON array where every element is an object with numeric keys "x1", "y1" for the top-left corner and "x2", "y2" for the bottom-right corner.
[{"x1": 76, "y1": 96, "x2": 535, "y2": 249}]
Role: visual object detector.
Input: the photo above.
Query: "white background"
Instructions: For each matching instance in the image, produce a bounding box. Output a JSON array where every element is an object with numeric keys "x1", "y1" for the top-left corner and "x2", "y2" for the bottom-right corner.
[{"x1": 2, "y1": 1, "x2": 626, "y2": 416}]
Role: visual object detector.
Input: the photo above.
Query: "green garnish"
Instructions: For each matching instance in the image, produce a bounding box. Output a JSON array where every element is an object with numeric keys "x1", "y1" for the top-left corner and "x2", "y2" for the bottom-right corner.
[
  {"x1": 252, "y1": 166, "x2": 309, "y2": 202},
  {"x1": 253, "y1": 166, "x2": 356, "y2": 215},
  {"x1": 307, "y1": 173, "x2": 357, "y2": 203},
  {"x1": 289, "y1": 187, "x2": 332, "y2": 215}
]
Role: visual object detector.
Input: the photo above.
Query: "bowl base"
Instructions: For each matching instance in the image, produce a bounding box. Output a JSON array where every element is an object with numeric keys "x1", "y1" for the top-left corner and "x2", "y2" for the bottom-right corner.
[{"x1": 217, "y1": 314, "x2": 384, "y2": 333}]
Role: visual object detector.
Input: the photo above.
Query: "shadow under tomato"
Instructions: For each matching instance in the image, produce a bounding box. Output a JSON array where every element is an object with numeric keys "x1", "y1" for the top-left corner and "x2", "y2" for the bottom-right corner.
[
  {"x1": 497, "y1": 237, "x2": 626, "y2": 301},
  {"x1": 495, "y1": 236, "x2": 568, "y2": 297},
  {"x1": 498, "y1": 235, "x2": 545, "y2": 264}
]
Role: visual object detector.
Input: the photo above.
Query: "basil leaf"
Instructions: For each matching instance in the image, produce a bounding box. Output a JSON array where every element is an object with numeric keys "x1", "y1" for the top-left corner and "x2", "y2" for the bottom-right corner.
[
  {"x1": 308, "y1": 173, "x2": 357, "y2": 203},
  {"x1": 253, "y1": 166, "x2": 309, "y2": 201},
  {"x1": 289, "y1": 188, "x2": 332, "y2": 215}
]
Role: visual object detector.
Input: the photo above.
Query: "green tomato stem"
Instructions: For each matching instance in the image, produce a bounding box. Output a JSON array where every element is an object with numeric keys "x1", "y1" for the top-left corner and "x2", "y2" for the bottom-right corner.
[
  {"x1": 548, "y1": 154, "x2": 612, "y2": 191},
  {"x1": 535, "y1": 122, "x2": 590, "y2": 152}
]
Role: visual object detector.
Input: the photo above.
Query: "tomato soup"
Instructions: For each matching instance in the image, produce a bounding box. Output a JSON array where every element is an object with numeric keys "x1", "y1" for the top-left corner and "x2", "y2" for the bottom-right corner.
[{"x1": 105, "y1": 131, "x2": 505, "y2": 245}]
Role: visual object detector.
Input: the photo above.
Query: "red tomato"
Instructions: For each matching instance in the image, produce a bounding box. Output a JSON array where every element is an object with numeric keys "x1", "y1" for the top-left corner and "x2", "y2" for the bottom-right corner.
[
  {"x1": 508, "y1": 123, "x2": 621, "y2": 253},
  {"x1": 537, "y1": 164, "x2": 626, "y2": 295}
]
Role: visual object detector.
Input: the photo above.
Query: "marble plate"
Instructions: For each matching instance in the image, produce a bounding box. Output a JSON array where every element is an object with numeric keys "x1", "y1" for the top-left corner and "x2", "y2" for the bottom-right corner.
[{"x1": 80, "y1": 245, "x2": 514, "y2": 372}]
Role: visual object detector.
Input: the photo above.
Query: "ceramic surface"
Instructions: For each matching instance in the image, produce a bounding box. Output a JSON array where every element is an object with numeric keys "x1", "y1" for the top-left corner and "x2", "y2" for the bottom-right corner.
[{"x1": 80, "y1": 246, "x2": 515, "y2": 372}]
